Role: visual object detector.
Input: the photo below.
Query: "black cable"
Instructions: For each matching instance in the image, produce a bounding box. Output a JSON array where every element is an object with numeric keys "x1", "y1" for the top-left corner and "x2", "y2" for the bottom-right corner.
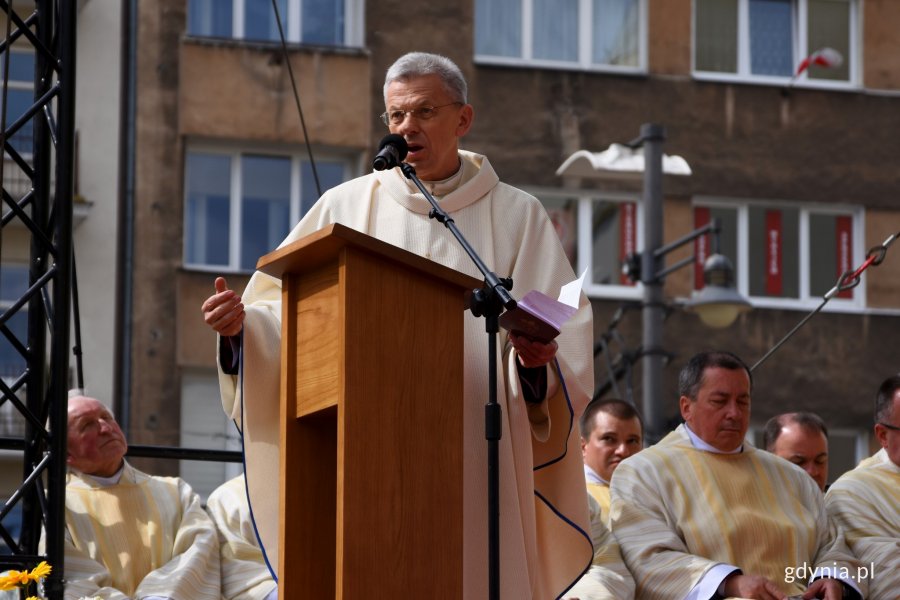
[{"x1": 269, "y1": 0, "x2": 322, "y2": 198}]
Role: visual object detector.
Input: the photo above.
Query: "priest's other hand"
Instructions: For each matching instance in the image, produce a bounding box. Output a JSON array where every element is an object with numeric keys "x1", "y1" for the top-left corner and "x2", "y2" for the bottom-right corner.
[
  {"x1": 509, "y1": 332, "x2": 558, "y2": 368},
  {"x1": 202, "y1": 277, "x2": 245, "y2": 337}
]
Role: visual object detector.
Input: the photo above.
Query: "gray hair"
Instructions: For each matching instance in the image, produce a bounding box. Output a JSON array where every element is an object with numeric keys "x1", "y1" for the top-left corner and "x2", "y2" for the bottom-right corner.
[{"x1": 383, "y1": 52, "x2": 467, "y2": 104}]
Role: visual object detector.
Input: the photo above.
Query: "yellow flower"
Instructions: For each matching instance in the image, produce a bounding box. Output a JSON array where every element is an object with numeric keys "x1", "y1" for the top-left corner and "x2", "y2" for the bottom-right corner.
[
  {"x1": 0, "y1": 569, "x2": 28, "y2": 589},
  {"x1": 28, "y1": 561, "x2": 52, "y2": 581},
  {"x1": 26, "y1": 596, "x2": 39, "y2": 600},
  {"x1": 0, "y1": 576, "x2": 18, "y2": 591}
]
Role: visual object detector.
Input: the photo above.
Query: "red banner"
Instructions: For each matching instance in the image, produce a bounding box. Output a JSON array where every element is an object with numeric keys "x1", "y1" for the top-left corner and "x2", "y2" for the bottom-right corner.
[
  {"x1": 619, "y1": 202, "x2": 636, "y2": 285},
  {"x1": 694, "y1": 207, "x2": 710, "y2": 290},
  {"x1": 836, "y1": 215, "x2": 852, "y2": 299},
  {"x1": 765, "y1": 210, "x2": 783, "y2": 296}
]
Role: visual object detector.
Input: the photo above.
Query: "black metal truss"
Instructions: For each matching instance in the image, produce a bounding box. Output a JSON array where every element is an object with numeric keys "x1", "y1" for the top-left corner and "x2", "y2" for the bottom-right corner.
[{"x1": 0, "y1": 1, "x2": 75, "y2": 597}]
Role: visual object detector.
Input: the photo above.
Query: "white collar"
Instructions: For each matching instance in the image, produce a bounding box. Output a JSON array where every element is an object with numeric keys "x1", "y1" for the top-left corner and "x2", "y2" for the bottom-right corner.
[
  {"x1": 584, "y1": 463, "x2": 609, "y2": 485},
  {"x1": 75, "y1": 462, "x2": 125, "y2": 486},
  {"x1": 684, "y1": 423, "x2": 743, "y2": 454}
]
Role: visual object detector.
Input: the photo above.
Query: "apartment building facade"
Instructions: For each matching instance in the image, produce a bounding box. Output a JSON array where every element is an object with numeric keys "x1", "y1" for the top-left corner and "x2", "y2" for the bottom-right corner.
[{"x1": 119, "y1": 0, "x2": 900, "y2": 491}]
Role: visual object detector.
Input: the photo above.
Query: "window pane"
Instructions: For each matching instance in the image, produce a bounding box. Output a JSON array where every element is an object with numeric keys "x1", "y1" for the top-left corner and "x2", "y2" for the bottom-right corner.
[
  {"x1": 538, "y1": 196, "x2": 578, "y2": 268},
  {"x1": 592, "y1": 0, "x2": 639, "y2": 66},
  {"x1": 809, "y1": 213, "x2": 854, "y2": 298},
  {"x1": 4, "y1": 89, "x2": 35, "y2": 155},
  {"x1": 185, "y1": 153, "x2": 231, "y2": 267},
  {"x1": 533, "y1": 0, "x2": 579, "y2": 62},
  {"x1": 240, "y1": 155, "x2": 291, "y2": 270},
  {"x1": 302, "y1": 0, "x2": 344, "y2": 45},
  {"x1": 7, "y1": 51, "x2": 34, "y2": 82},
  {"x1": 245, "y1": 0, "x2": 287, "y2": 42},
  {"x1": 188, "y1": 0, "x2": 233, "y2": 37},
  {"x1": 301, "y1": 159, "x2": 344, "y2": 216},
  {"x1": 591, "y1": 200, "x2": 633, "y2": 286},
  {"x1": 695, "y1": 0, "x2": 737, "y2": 72},
  {"x1": 807, "y1": 0, "x2": 850, "y2": 81},
  {"x1": 749, "y1": 206, "x2": 798, "y2": 298},
  {"x1": 749, "y1": 0, "x2": 793, "y2": 76},
  {"x1": 0, "y1": 265, "x2": 28, "y2": 381},
  {"x1": 475, "y1": 0, "x2": 522, "y2": 58}
]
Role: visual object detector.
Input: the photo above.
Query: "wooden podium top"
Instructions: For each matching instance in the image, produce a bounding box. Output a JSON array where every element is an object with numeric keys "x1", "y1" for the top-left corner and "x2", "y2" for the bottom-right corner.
[{"x1": 256, "y1": 223, "x2": 482, "y2": 292}]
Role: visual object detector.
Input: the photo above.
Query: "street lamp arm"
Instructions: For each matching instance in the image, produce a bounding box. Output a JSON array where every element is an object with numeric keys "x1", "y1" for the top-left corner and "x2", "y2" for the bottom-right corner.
[
  {"x1": 652, "y1": 219, "x2": 719, "y2": 263},
  {"x1": 624, "y1": 218, "x2": 721, "y2": 284}
]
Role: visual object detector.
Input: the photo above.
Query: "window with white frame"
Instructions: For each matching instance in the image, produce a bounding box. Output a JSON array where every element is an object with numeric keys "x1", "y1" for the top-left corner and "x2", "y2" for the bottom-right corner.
[
  {"x1": 692, "y1": 201, "x2": 863, "y2": 307},
  {"x1": 1, "y1": 45, "x2": 35, "y2": 157},
  {"x1": 187, "y1": 0, "x2": 363, "y2": 47},
  {"x1": 536, "y1": 191, "x2": 643, "y2": 299},
  {"x1": 183, "y1": 148, "x2": 350, "y2": 271},
  {"x1": 694, "y1": 0, "x2": 856, "y2": 86},
  {"x1": 475, "y1": 0, "x2": 645, "y2": 72}
]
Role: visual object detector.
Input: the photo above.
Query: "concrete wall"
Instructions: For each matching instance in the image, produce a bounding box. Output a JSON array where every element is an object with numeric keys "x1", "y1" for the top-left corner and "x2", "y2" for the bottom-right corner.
[{"x1": 180, "y1": 41, "x2": 371, "y2": 148}]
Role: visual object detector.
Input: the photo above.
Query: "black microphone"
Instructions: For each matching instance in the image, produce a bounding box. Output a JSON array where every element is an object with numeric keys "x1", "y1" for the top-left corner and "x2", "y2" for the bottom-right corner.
[{"x1": 372, "y1": 134, "x2": 408, "y2": 171}]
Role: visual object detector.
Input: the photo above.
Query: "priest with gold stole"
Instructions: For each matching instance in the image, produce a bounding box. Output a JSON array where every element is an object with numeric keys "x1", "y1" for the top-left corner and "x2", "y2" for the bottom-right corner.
[
  {"x1": 580, "y1": 398, "x2": 643, "y2": 519},
  {"x1": 610, "y1": 351, "x2": 865, "y2": 600},
  {"x1": 825, "y1": 375, "x2": 900, "y2": 600}
]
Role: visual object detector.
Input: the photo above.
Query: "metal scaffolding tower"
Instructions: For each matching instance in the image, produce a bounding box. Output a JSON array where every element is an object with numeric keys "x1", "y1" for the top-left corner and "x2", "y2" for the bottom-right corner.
[{"x1": 0, "y1": 0, "x2": 76, "y2": 597}]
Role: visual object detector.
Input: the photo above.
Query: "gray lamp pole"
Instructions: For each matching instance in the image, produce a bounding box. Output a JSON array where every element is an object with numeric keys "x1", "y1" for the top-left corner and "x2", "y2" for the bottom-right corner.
[
  {"x1": 555, "y1": 123, "x2": 748, "y2": 438},
  {"x1": 639, "y1": 123, "x2": 667, "y2": 444}
]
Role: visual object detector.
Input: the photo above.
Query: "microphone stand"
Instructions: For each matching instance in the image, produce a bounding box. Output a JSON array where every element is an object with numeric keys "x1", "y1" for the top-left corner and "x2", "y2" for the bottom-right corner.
[{"x1": 400, "y1": 161, "x2": 514, "y2": 600}]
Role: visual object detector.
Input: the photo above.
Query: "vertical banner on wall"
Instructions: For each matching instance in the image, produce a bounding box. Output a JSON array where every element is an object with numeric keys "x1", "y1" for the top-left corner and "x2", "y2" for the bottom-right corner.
[
  {"x1": 836, "y1": 215, "x2": 853, "y2": 299},
  {"x1": 619, "y1": 202, "x2": 636, "y2": 285},
  {"x1": 693, "y1": 207, "x2": 710, "y2": 290},
  {"x1": 765, "y1": 210, "x2": 783, "y2": 296}
]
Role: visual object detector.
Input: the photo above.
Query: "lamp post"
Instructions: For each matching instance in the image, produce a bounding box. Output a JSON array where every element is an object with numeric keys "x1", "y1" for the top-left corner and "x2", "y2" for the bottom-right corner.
[
  {"x1": 557, "y1": 123, "x2": 751, "y2": 443},
  {"x1": 630, "y1": 124, "x2": 751, "y2": 442},
  {"x1": 639, "y1": 124, "x2": 668, "y2": 444}
]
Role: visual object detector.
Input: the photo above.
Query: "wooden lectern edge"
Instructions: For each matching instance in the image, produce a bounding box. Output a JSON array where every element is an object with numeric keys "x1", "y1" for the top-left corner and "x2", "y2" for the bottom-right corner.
[{"x1": 256, "y1": 223, "x2": 482, "y2": 292}]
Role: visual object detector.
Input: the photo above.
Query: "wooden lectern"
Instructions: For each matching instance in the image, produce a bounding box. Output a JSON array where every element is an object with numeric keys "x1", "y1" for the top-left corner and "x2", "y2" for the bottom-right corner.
[{"x1": 256, "y1": 224, "x2": 480, "y2": 598}]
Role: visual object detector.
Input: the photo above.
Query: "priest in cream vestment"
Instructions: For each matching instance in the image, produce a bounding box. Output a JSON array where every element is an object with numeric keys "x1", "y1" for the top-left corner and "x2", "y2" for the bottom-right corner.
[
  {"x1": 203, "y1": 52, "x2": 595, "y2": 598},
  {"x1": 825, "y1": 375, "x2": 900, "y2": 600},
  {"x1": 610, "y1": 352, "x2": 864, "y2": 600},
  {"x1": 64, "y1": 396, "x2": 220, "y2": 600}
]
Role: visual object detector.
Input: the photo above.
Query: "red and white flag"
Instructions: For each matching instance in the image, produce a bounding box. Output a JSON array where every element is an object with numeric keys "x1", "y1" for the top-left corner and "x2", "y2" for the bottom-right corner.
[{"x1": 795, "y1": 47, "x2": 843, "y2": 76}]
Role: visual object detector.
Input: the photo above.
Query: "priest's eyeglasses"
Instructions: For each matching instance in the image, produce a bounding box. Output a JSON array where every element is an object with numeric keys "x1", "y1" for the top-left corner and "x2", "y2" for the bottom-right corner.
[
  {"x1": 878, "y1": 421, "x2": 900, "y2": 431},
  {"x1": 380, "y1": 102, "x2": 462, "y2": 126}
]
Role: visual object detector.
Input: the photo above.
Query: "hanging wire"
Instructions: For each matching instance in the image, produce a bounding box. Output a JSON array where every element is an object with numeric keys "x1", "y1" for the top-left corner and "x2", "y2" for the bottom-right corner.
[
  {"x1": 270, "y1": 0, "x2": 322, "y2": 198},
  {"x1": 751, "y1": 231, "x2": 900, "y2": 372}
]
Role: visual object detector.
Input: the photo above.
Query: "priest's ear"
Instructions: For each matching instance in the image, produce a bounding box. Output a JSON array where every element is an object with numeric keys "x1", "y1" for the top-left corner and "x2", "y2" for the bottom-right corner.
[
  {"x1": 679, "y1": 395, "x2": 694, "y2": 423},
  {"x1": 455, "y1": 104, "x2": 474, "y2": 138},
  {"x1": 874, "y1": 422, "x2": 890, "y2": 449}
]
